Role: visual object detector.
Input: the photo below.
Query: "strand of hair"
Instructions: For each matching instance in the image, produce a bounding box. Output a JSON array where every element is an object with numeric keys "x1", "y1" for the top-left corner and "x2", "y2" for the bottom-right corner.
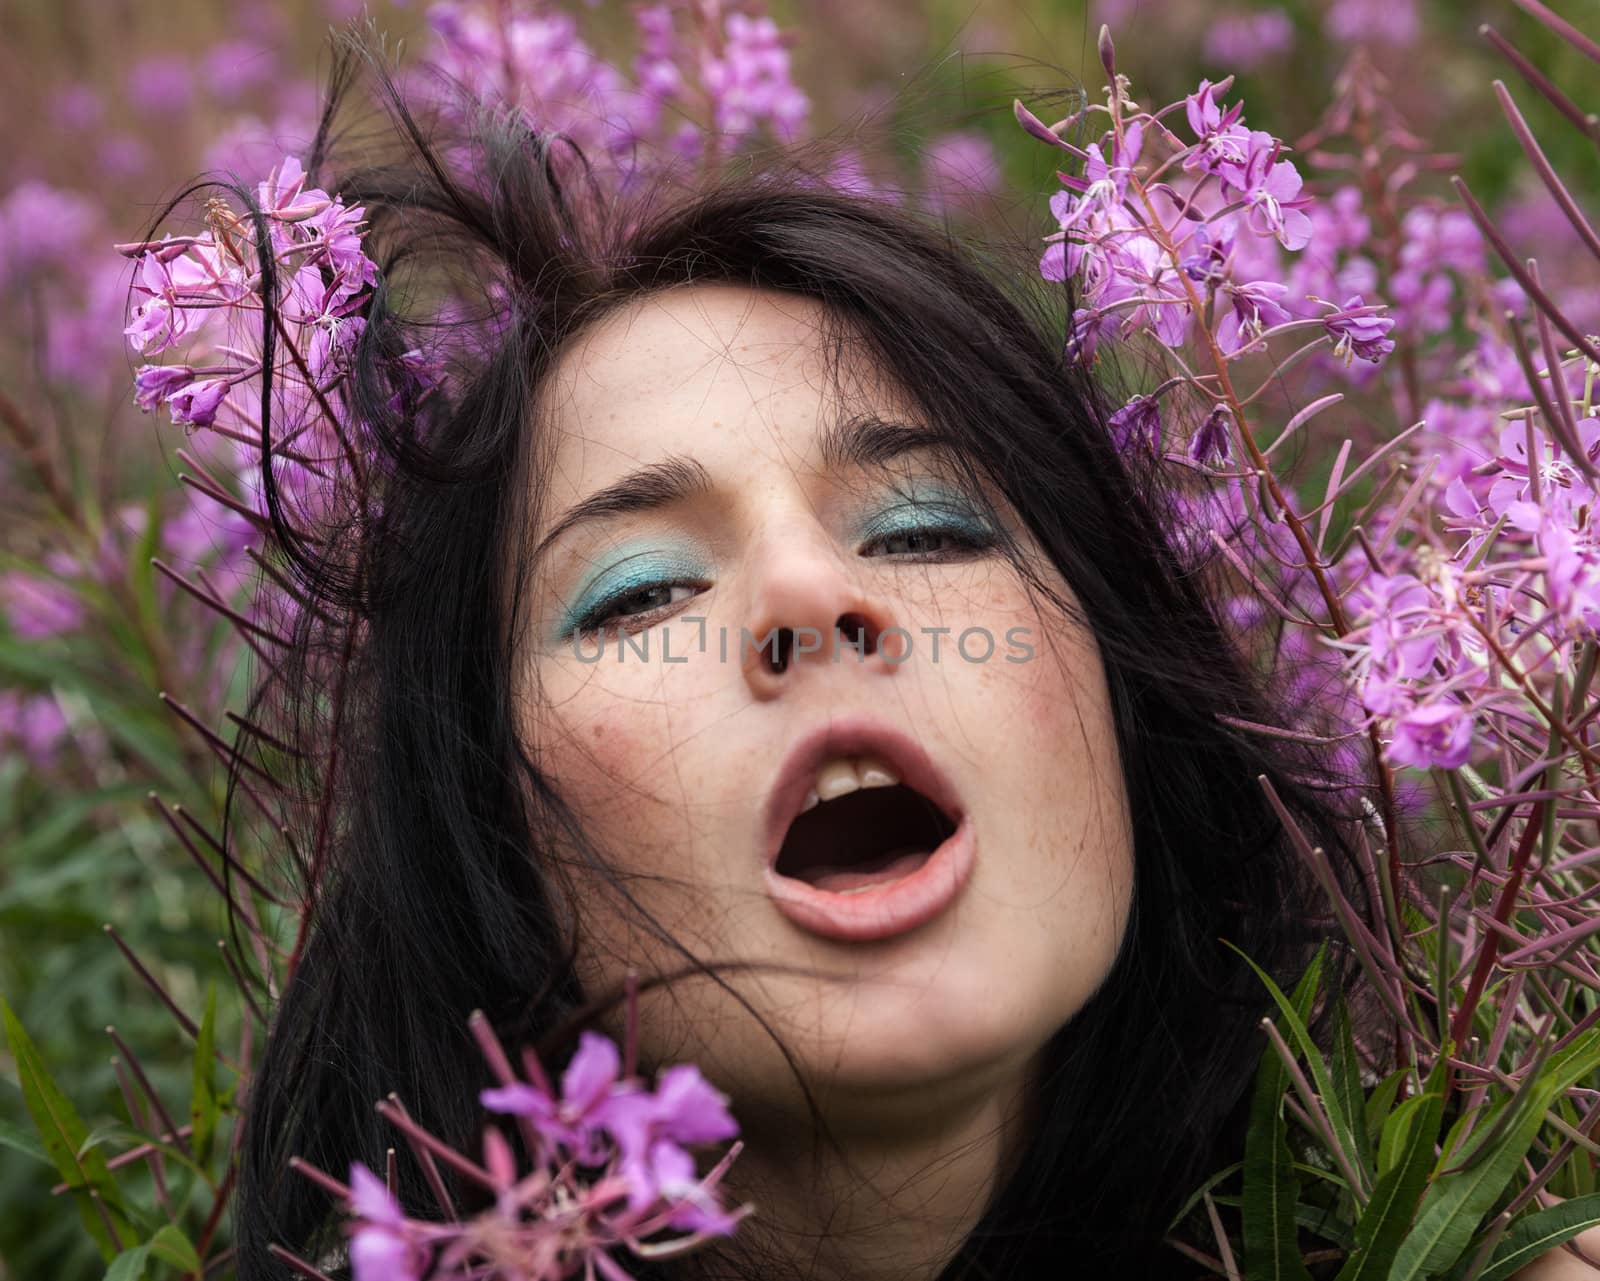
[
  {"x1": 245, "y1": 544, "x2": 339, "y2": 624},
  {"x1": 226, "y1": 767, "x2": 295, "y2": 849}
]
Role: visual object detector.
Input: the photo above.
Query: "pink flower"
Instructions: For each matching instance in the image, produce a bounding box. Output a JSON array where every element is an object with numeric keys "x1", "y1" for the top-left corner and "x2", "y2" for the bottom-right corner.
[
  {"x1": 482, "y1": 1030, "x2": 632, "y2": 1163},
  {"x1": 1216, "y1": 279, "x2": 1291, "y2": 356},
  {"x1": 167, "y1": 378, "x2": 232, "y2": 428},
  {"x1": 1353, "y1": 573, "x2": 1437, "y2": 683},
  {"x1": 347, "y1": 1164, "x2": 426, "y2": 1281},
  {"x1": 0, "y1": 181, "x2": 98, "y2": 290},
  {"x1": 1234, "y1": 136, "x2": 1313, "y2": 250},
  {"x1": 922, "y1": 132, "x2": 1002, "y2": 216},
  {"x1": 1183, "y1": 80, "x2": 1250, "y2": 178},
  {"x1": 1108, "y1": 394, "x2": 1162, "y2": 454},
  {"x1": 1324, "y1": 0, "x2": 1419, "y2": 46},
  {"x1": 0, "y1": 690, "x2": 70, "y2": 768},
  {"x1": 1190, "y1": 404, "x2": 1233, "y2": 465},
  {"x1": 1322, "y1": 296, "x2": 1395, "y2": 364},
  {"x1": 1100, "y1": 234, "x2": 1193, "y2": 348},
  {"x1": 1, "y1": 569, "x2": 85, "y2": 639},
  {"x1": 1389, "y1": 700, "x2": 1474, "y2": 770},
  {"x1": 125, "y1": 55, "x2": 194, "y2": 116},
  {"x1": 133, "y1": 364, "x2": 196, "y2": 413},
  {"x1": 1539, "y1": 517, "x2": 1600, "y2": 635},
  {"x1": 1203, "y1": 10, "x2": 1295, "y2": 71}
]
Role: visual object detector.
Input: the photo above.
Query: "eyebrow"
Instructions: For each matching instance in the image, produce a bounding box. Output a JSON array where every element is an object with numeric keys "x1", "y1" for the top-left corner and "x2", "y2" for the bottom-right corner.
[{"x1": 534, "y1": 413, "x2": 944, "y2": 558}]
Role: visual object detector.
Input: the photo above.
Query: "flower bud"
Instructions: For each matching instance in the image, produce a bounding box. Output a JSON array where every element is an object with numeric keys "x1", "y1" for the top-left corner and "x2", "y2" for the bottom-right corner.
[{"x1": 1098, "y1": 25, "x2": 1116, "y2": 80}]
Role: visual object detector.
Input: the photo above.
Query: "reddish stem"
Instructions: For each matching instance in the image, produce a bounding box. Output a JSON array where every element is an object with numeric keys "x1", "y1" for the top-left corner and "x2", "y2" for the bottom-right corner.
[{"x1": 1447, "y1": 806, "x2": 1547, "y2": 1096}]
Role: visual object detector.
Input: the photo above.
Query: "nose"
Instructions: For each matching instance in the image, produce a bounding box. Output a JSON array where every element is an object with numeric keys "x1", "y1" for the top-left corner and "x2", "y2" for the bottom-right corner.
[{"x1": 740, "y1": 529, "x2": 901, "y2": 701}]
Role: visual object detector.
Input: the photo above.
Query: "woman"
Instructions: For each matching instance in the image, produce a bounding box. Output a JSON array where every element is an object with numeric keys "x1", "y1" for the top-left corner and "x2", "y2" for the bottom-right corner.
[{"x1": 233, "y1": 68, "x2": 1374, "y2": 1280}]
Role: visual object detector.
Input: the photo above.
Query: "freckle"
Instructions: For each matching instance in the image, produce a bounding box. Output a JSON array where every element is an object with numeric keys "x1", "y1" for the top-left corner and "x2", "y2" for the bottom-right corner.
[{"x1": 592, "y1": 724, "x2": 604, "y2": 740}]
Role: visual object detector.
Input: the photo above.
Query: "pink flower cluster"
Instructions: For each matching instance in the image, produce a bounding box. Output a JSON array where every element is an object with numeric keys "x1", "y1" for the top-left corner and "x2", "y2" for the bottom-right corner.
[
  {"x1": 424, "y1": 0, "x2": 809, "y2": 178},
  {"x1": 124, "y1": 156, "x2": 375, "y2": 431},
  {"x1": 321, "y1": 1026, "x2": 746, "y2": 1281},
  {"x1": 1016, "y1": 29, "x2": 1600, "y2": 778},
  {"x1": 1029, "y1": 74, "x2": 1392, "y2": 371}
]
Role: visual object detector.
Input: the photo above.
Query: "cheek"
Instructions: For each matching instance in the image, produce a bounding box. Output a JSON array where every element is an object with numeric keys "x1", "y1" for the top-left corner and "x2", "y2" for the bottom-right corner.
[
  {"x1": 977, "y1": 624, "x2": 1134, "y2": 998},
  {"x1": 522, "y1": 665, "x2": 743, "y2": 947}
]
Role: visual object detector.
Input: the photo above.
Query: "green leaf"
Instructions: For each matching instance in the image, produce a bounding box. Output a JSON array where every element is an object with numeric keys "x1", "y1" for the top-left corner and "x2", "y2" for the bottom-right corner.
[
  {"x1": 1378, "y1": 1090, "x2": 1438, "y2": 1178},
  {"x1": 1240, "y1": 944, "x2": 1324, "y2": 1281},
  {"x1": 147, "y1": 1224, "x2": 202, "y2": 1274},
  {"x1": 190, "y1": 983, "x2": 218, "y2": 1166},
  {"x1": 0, "y1": 1114, "x2": 52, "y2": 1165},
  {"x1": 1390, "y1": 1028, "x2": 1600, "y2": 1281},
  {"x1": 1332, "y1": 1057, "x2": 1447, "y2": 1281},
  {"x1": 1, "y1": 994, "x2": 133, "y2": 1261},
  {"x1": 6, "y1": 784, "x2": 146, "y2": 867},
  {"x1": 103, "y1": 1243, "x2": 150, "y2": 1281},
  {"x1": 1332, "y1": 998, "x2": 1376, "y2": 1177},
  {"x1": 1365, "y1": 1068, "x2": 1407, "y2": 1158},
  {"x1": 1473, "y1": 1194, "x2": 1600, "y2": 1281},
  {"x1": 1225, "y1": 940, "x2": 1369, "y2": 1199}
]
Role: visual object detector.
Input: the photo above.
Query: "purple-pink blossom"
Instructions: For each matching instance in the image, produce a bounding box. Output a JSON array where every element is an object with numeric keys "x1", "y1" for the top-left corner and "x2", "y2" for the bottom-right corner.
[
  {"x1": 166, "y1": 378, "x2": 232, "y2": 428},
  {"x1": 1389, "y1": 700, "x2": 1474, "y2": 770},
  {"x1": 1203, "y1": 10, "x2": 1295, "y2": 71},
  {"x1": 348, "y1": 1164, "x2": 426, "y2": 1281},
  {"x1": 922, "y1": 132, "x2": 1002, "y2": 216},
  {"x1": 1109, "y1": 394, "x2": 1162, "y2": 454},
  {"x1": 330, "y1": 1021, "x2": 744, "y2": 1281},
  {"x1": 0, "y1": 691, "x2": 70, "y2": 769},
  {"x1": 133, "y1": 364, "x2": 196, "y2": 413},
  {"x1": 1216, "y1": 279, "x2": 1291, "y2": 356},
  {"x1": 1190, "y1": 404, "x2": 1233, "y2": 465},
  {"x1": 1323, "y1": 296, "x2": 1396, "y2": 364},
  {"x1": 1232, "y1": 134, "x2": 1313, "y2": 250},
  {"x1": 1, "y1": 568, "x2": 86, "y2": 639}
]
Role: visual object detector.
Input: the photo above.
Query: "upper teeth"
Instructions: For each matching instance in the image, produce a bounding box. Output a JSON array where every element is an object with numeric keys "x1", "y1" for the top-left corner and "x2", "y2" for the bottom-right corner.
[{"x1": 801, "y1": 755, "x2": 900, "y2": 812}]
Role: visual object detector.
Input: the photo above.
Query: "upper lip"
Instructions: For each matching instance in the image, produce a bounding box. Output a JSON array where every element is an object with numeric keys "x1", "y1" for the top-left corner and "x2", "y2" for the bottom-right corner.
[{"x1": 762, "y1": 715, "x2": 965, "y2": 872}]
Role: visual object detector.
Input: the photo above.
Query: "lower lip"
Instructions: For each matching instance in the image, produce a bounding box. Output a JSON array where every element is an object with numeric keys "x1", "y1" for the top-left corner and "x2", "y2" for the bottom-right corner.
[{"x1": 763, "y1": 816, "x2": 976, "y2": 943}]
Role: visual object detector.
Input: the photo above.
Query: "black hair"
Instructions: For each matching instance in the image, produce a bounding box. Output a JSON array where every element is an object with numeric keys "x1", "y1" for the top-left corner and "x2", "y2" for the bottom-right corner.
[{"x1": 230, "y1": 45, "x2": 1377, "y2": 1281}]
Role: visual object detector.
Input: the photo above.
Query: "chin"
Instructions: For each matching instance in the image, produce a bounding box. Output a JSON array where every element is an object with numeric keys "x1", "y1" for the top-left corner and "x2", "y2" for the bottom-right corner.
[{"x1": 756, "y1": 957, "x2": 1060, "y2": 1109}]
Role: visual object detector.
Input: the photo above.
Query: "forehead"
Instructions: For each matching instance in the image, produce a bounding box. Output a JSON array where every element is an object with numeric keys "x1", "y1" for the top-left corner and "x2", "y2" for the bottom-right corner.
[{"x1": 536, "y1": 283, "x2": 899, "y2": 502}]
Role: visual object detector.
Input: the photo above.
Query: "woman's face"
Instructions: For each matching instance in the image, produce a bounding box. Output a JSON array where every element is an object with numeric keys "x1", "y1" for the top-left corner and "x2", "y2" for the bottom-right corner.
[{"x1": 518, "y1": 282, "x2": 1134, "y2": 1132}]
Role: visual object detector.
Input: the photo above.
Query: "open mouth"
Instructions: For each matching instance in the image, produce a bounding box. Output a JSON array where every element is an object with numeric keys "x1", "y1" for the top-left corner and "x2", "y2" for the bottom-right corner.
[{"x1": 773, "y1": 781, "x2": 957, "y2": 895}]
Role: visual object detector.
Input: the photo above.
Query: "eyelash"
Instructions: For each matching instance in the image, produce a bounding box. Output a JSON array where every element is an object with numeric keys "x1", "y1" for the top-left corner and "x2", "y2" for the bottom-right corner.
[
  {"x1": 571, "y1": 581, "x2": 708, "y2": 637},
  {"x1": 567, "y1": 514, "x2": 995, "y2": 637}
]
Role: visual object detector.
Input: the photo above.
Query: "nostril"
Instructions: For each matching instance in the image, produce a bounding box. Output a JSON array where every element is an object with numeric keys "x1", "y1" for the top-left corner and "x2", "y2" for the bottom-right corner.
[
  {"x1": 836, "y1": 611, "x2": 877, "y2": 658},
  {"x1": 764, "y1": 626, "x2": 795, "y2": 673}
]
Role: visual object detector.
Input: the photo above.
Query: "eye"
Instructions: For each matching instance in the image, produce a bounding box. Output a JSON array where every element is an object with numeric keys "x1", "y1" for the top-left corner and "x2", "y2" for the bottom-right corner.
[
  {"x1": 862, "y1": 527, "x2": 984, "y2": 557},
  {"x1": 857, "y1": 498, "x2": 996, "y2": 560},
  {"x1": 573, "y1": 581, "x2": 706, "y2": 636}
]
